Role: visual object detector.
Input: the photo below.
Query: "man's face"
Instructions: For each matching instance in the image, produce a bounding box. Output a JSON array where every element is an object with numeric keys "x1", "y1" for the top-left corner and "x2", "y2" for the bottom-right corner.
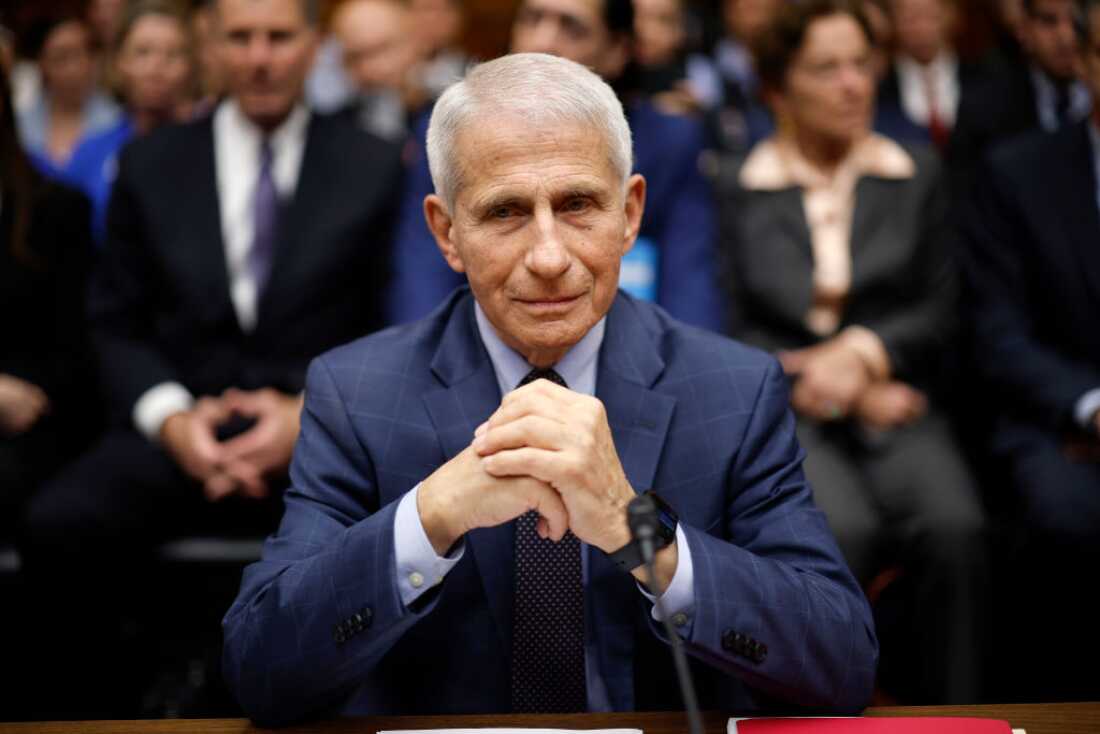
[
  {"x1": 511, "y1": 0, "x2": 627, "y2": 79},
  {"x1": 891, "y1": 0, "x2": 951, "y2": 65},
  {"x1": 424, "y1": 117, "x2": 645, "y2": 366},
  {"x1": 1022, "y1": 0, "x2": 1079, "y2": 81},
  {"x1": 722, "y1": 0, "x2": 780, "y2": 43},
  {"x1": 634, "y1": 0, "x2": 686, "y2": 67},
  {"x1": 335, "y1": 0, "x2": 418, "y2": 92},
  {"x1": 777, "y1": 13, "x2": 875, "y2": 149},
  {"x1": 214, "y1": 0, "x2": 317, "y2": 129},
  {"x1": 1080, "y1": 5, "x2": 1100, "y2": 111}
]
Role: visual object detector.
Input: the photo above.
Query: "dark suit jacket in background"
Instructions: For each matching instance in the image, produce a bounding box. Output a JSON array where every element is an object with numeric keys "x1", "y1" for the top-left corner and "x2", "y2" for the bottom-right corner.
[
  {"x1": 718, "y1": 143, "x2": 953, "y2": 387},
  {"x1": 222, "y1": 289, "x2": 878, "y2": 726},
  {"x1": 91, "y1": 110, "x2": 403, "y2": 424},
  {"x1": 964, "y1": 122, "x2": 1100, "y2": 445},
  {"x1": 947, "y1": 60, "x2": 1039, "y2": 199},
  {"x1": 0, "y1": 177, "x2": 95, "y2": 535},
  {"x1": 873, "y1": 59, "x2": 991, "y2": 154}
]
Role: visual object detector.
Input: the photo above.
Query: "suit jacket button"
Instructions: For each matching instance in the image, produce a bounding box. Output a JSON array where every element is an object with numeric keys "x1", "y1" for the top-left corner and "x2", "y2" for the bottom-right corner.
[{"x1": 361, "y1": 607, "x2": 372, "y2": 625}]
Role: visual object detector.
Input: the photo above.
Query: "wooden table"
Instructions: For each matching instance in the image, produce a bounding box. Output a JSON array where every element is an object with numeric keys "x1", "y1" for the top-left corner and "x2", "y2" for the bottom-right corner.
[{"x1": 2, "y1": 704, "x2": 1098, "y2": 734}]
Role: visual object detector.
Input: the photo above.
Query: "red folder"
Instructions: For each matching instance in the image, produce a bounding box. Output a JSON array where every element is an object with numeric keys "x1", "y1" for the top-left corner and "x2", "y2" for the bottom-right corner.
[{"x1": 731, "y1": 718, "x2": 1014, "y2": 733}]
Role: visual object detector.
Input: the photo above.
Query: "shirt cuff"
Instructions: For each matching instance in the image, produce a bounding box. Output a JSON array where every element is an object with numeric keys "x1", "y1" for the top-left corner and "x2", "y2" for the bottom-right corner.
[
  {"x1": 133, "y1": 382, "x2": 195, "y2": 442},
  {"x1": 636, "y1": 524, "x2": 695, "y2": 633},
  {"x1": 393, "y1": 484, "x2": 465, "y2": 608},
  {"x1": 842, "y1": 326, "x2": 892, "y2": 381},
  {"x1": 1073, "y1": 388, "x2": 1100, "y2": 430}
]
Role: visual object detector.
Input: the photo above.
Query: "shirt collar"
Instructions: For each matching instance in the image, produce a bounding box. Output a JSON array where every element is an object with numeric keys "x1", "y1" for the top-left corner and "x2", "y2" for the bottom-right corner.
[
  {"x1": 895, "y1": 50, "x2": 957, "y2": 79},
  {"x1": 739, "y1": 133, "x2": 916, "y2": 191},
  {"x1": 1030, "y1": 66, "x2": 1092, "y2": 130},
  {"x1": 218, "y1": 97, "x2": 310, "y2": 152},
  {"x1": 474, "y1": 301, "x2": 606, "y2": 397}
]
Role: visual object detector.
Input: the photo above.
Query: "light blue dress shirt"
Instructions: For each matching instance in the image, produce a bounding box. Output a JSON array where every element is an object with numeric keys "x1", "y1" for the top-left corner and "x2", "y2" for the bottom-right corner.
[
  {"x1": 1030, "y1": 67, "x2": 1091, "y2": 132},
  {"x1": 391, "y1": 302, "x2": 696, "y2": 711},
  {"x1": 1073, "y1": 121, "x2": 1100, "y2": 429}
]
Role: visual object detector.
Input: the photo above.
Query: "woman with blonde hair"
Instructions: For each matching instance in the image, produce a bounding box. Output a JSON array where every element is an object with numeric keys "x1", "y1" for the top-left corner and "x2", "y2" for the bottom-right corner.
[{"x1": 66, "y1": 0, "x2": 195, "y2": 243}]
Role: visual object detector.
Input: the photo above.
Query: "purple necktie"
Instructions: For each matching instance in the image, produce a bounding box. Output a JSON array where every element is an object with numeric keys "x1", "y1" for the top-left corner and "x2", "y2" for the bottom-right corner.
[
  {"x1": 249, "y1": 139, "x2": 278, "y2": 296},
  {"x1": 511, "y1": 368, "x2": 586, "y2": 713}
]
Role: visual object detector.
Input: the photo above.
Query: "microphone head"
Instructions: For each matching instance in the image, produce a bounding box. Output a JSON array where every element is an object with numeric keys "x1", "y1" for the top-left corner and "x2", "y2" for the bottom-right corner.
[{"x1": 627, "y1": 493, "x2": 658, "y2": 541}]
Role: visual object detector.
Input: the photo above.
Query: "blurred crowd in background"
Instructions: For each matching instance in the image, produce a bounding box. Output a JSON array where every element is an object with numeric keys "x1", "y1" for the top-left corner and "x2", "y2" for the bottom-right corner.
[{"x1": 0, "y1": 0, "x2": 1098, "y2": 722}]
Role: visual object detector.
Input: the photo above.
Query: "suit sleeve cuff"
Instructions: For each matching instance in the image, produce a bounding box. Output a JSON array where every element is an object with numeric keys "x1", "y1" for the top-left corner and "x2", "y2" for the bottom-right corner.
[
  {"x1": 393, "y1": 484, "x2": 465, "y2": 608},
  {"x1": 1073, "y1": 388, "x2": 1100, "y2": 430},
  {"x1": 133, "y1": 382, "x2": 195, "y2": 442},
  {"x1": 842, "y1": 326, "x2": 892, "y2": 381},
  {"x1": 636, "y1": 524, "x2": 695, "y2": 632}
]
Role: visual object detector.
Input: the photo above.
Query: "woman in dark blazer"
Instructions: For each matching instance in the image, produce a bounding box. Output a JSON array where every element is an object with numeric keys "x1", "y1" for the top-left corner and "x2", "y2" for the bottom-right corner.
[
  {"x1": 0, "y1": 67, "x2": 95, "y2": 541},
  {"x1": 718, "y1": 0, "x2": 986, "y2": 704}
]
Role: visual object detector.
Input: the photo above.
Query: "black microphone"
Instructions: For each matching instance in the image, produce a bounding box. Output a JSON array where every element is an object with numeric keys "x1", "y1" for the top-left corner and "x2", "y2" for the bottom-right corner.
[{"x1": 627, "y1": 495, "x2": 704, "y2": 734}]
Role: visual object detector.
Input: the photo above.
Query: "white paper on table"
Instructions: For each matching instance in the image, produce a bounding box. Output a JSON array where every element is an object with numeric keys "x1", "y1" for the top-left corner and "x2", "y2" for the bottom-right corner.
[{"x1": 380, "y1": 729, "x2": 642, "y2": 734}]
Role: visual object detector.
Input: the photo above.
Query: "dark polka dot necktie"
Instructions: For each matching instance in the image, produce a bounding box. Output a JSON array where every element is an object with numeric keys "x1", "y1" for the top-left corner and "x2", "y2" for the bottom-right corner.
[{"x1": 510, "y1": 368, "x2": 586, "y2": 713}]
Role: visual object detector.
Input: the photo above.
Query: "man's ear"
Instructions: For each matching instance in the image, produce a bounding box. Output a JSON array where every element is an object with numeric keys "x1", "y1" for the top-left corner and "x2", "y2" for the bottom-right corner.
[
  {"x1": 424, "y1": 194, "x2": 466, "y2": 273},
  {"x1": 621, "y1": 173, "x2": 646, "y2": 255}
]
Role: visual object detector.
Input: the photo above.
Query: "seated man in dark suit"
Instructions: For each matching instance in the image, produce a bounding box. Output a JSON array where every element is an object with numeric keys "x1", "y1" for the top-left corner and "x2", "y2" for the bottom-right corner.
[
  {"x1": 965, "y1": 0, "x2": 1100, "y2": 556},
  {"x1": 949, "y1": 0, "x2": 1091, "y2": 193},
  {"x1": 386, "y1": 0, "x2": 724, "y2": 332},
  {"x1": 963, "y1": 0, "x2": 1100, "y2": 699},
  {"x1": 223, "y1": 52, "x2": 877, "y2": 726},
  {"x1": 18, "y1": 0, "x2": 401, "y2": 717}
]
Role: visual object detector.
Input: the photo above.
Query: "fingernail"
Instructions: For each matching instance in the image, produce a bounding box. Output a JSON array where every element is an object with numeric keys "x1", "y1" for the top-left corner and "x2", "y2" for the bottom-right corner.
[
  {"x1": 472, "y1": 435, "x2": 485, "y2": 452},
  {"x1": 474, "y1": 422, "x2": 488, "y2": 437}
]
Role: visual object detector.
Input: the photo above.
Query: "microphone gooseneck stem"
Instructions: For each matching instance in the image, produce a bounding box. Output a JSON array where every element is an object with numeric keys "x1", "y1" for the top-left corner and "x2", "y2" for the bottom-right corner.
[
  {"x1": 630, "y1": 497, "x2": 704, "y2": 734},
  {"x1": 644, "y1": 550, "x2": 704, "y2": 734}
]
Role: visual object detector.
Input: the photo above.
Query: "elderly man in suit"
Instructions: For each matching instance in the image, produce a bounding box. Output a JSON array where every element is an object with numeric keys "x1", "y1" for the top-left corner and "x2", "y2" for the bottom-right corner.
[
  {"x1": 18, "y1": 0, "x2": 400, "y2": 717},
  {"x1": 222, "y1": 52, "x2": 876, "y2": 727}
]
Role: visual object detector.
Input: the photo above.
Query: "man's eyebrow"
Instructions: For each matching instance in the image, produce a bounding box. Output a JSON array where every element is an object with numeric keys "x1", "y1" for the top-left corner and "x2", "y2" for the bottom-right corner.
[
  {"x1": 471, "y1": 193, "x2": 528, "y2": 213},
  {"x1": 555, "y1": 185, "x2": 610, "y2": 204}
]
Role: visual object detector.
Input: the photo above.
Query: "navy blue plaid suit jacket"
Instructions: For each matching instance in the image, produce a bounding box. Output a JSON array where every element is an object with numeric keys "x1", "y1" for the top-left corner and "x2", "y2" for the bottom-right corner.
[{"x1": 222, "y1": 289, "x2": 877, "y2": 726}]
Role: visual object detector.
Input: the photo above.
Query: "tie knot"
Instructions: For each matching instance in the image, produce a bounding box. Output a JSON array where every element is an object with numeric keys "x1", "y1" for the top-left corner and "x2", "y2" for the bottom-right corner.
[
  {"x1": 518, "y1": 368, "x2": 567, "y2": 390},
  {"x1": 259, "y1": 138, "x2": 274, "y2": 167}
]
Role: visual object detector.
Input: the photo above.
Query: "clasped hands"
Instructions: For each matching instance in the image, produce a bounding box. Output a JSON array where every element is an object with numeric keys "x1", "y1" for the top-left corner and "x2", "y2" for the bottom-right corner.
[
  {"x1": 418, "y1": 379, "x2": 677, "y2": 593},
  {"x1": 159, "y1": 387, "x2": 303, "y2": 502},
  {"x1": 780, "y1": 337, "x2": 927, "y2": 430}
]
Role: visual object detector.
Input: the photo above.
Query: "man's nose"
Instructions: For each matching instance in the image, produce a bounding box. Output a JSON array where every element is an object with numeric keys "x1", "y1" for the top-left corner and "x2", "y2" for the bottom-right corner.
[
  {"x1": 246, "y1": 35, "x2": 273, "y2": 67},
  {"x1": 525, "y1": 210, "x2": 572, "y2": 279}
]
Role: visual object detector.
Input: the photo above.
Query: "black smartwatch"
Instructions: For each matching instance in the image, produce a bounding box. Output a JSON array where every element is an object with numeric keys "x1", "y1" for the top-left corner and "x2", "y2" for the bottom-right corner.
[{"x1": 608, "y1": 491, "x2": 679, "y2": 572}]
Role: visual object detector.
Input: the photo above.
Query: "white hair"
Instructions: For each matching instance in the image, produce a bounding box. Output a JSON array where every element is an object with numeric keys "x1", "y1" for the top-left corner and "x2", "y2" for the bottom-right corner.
[{"x1": 425, "y1": 52, "x2": 634, "y2": 210}]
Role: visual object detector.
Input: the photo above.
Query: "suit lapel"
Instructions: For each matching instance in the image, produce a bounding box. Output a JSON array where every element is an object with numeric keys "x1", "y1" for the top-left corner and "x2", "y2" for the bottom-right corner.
[
  {"x1": 590, "y1": 294, "x2": 678, "y2": 710},
  {"x1": 186, "y1": 119, "x2": 235, "y2": 323},
  {"x1": 849, "y1": 177, "x2": 891, "y2": 289},
  {"x1": 1057, "y1": 125, "x2": 1100, "y2": 308},
  {"x1": 421, "y1": 293, "x2": 514, "y2": 655}
]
